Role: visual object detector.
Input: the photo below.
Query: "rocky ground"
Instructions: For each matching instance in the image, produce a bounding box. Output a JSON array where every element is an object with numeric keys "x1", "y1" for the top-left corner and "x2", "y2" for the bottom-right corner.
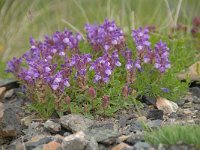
[{"x1": 0, "y1": 79, "x2": 200, "y2": 150}]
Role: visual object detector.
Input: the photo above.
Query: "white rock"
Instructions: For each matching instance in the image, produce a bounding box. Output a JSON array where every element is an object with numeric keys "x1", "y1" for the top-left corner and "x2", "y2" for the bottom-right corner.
[{"x1": 156, "y1": 97, "x2": 178, "y2": 114}]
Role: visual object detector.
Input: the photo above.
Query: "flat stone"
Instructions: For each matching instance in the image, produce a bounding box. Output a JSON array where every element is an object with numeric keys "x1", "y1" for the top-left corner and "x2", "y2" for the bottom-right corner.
[
  {"x1": 0, "y1": 105, "x2": 21, "y2": 137},
  {"x1": 60, "y1": 114, "x2": 94, "y2": 133},
  {"x1": 44, "y1": 120, "x2": 61, "y2": 133}
]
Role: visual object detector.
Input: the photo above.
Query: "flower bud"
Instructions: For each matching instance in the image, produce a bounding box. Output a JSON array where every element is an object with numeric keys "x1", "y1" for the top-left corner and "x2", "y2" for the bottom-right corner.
[
  {"x1": 64, "y1": 95, "x2": 71, "y2": 105},
  {"x1": 122, "y1": 86, "x2": 129, "y2": 97},
  {"x1": 102, "y1": 95, "x2": 109, "y2": 109},
  {"x1": 88, "y1": 87, "x2": 96, "y2": 99}
]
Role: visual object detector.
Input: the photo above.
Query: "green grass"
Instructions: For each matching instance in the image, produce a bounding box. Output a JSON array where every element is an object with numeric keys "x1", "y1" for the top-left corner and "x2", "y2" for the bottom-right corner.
[{"x1": 145, "y1": 125, "x2": 200, "y2": 148}]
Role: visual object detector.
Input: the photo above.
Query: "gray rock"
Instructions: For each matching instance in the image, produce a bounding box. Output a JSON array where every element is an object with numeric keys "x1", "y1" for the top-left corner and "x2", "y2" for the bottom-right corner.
[
  {"x1": 64, "y1": 132, "x2": 72, "y2": 137},
  {"x1": 25, "y1": 137, "x2": 53, "y2": 150},
  {"x1": 44, "y1": 120, "x2": 61, "y2": 133},
  {"x1": 4, "y1": 89, "x2": 14, "y2": 99},
  {"x1": 0, "y1": 79, "x2": 19, "y2": 90},
  {"x1": 147, "y1": 119, "x2": 163, "y2": 129},
  {"x1": 133, "y1": 142, "x2": 151, "y2": 150},
  {"x1": 0, "y1": 106, "x2": 21, "y2": 137},
  {"x1": 192, "y1": 96, "x2": 200, "y2": 104},
  {"x1": 32, "y1": 145, "x2": 44, "y2": 150},
  {"x1": 147, "y1": 109, "x2": 163, "y2": 120},
  {"x1": 85, "y1": 123, "x2": 121, "y2": 145},
  {"x1": 60, "y1": 114, "x2": 94, "y2": 133},
  {"x1": 62, "y1": 131, "x2": 98, "y2": 150},
  {"x1": 189, "y1": 87, "x2": 200, "y2": 98},
  {"x1": 125, "y1": 133, "x2": 144, "y2": 145},
  {"x1": 85, "y1": 137, "x2": 99, "y2": 150},
  {"x1": 177, "y1": 99, "x2": 186, "y2": 106},
  {"x1": 23, "y1": 122, "x2": 49, "y2": 141}
]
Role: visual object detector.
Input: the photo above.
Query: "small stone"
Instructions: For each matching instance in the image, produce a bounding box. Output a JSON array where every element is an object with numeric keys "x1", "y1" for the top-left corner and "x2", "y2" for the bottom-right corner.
[
  {"x1": 62, "y1": 131, "x2": 98, "y2": 150},
  {"x1": 111, "y1": 143, "x2": 133, "y2": 150},
  {"x1": 156, "y1": 97, "x2": 178, "y2": 114},
  {"x1": 147, "y1": 119, "x2": 163, "y2": 129},
  {"x1": 192, "y1": 96, "x2": 200, "y2": 104},
  {"x1": 43, "y1": 141, "x2": 61, "y2": 150},
  {"x1": 183, "y1": 109, "x2": 192, "y2": 115},
  {"x1": 60, "y1": 114, "x2": 94, "y2": 133},
  {"x1": 133, "y1": 142, "x2": 151, "y2": 150},
  {"x1": 118, "y1": 135, "x2": 132, "y2": 143},
  {"x1": 124, "y1": 133, "x2": 144, "y2": 145},
  {"x1": 176, "y1": 99, "x2": 186, "y2": 106},
  {"x1": 64, "y1": 132, "x2": 71, "y2": 137},
  {"x1": 44, "y1": 120, "x2": 61, "y2": 133},
  {"x1": 190, "y1": 87, "x2": 200, "y2": 98},
  {"x1": 4, "y1": 89, "x2": 14, "y2": 99},
  {"x1": 183, "y1": 102, "x2": 192, "y2": 108},
  {"x1": 147, "y1": 109, "x2": 163, "y2": 120},
  {"x1": 21, "y1": 115, "x2": 33, "y2": 126},
  {"x1": 0, "y1": 105, "x2": 21, "y2": 137},
  {"x1": 0, "y1": 87, "x2": 6, "y2": 100}
]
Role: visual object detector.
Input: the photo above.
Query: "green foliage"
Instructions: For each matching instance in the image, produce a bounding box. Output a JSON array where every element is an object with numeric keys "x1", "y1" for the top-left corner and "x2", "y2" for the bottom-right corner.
[
  {"x1": 145, "y1": 125, "x2": 200, "y2": 148},
  {"x1": 134, "y1": 64, "x2": 188, "y2": 101}
]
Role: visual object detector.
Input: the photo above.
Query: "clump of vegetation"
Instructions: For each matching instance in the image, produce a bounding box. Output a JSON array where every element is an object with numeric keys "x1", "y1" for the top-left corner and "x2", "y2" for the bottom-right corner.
[
  {"x1": 6, "y1": 19, "x2": 189, "y2": 118},
  {"x1": 145, "y1": 125, "x2": 200, "y2": 148}
]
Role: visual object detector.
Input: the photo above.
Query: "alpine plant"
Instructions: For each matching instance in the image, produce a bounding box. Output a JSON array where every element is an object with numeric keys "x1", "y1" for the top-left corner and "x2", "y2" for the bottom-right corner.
[{"x1": 6, "y1": 19, "x2": 173, "y2": 116}]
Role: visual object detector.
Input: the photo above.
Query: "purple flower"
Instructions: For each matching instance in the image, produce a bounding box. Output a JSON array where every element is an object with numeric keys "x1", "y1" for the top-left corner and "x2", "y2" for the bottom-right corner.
[
  {"x1": 6, "y1": 57, "x2": 22, "y2": 75},
  {"x1": 90, "y1": 51, "x2": 121, "y2": 83},
  {"x1": 132, "y1": 27, "x2": 153, "y2": 64},
  {"x1": 49, "y1": 71, "x2": 70, "y2": 92},
  {"x1": 85, "y1": 19, "x2": 125, "y2": 52},
  {"x1": 154, "y1": 40, "x2": 170, "y2": 73},
  {"x1": 161, "y1": 87, "x2": 170, "y2": 93}
]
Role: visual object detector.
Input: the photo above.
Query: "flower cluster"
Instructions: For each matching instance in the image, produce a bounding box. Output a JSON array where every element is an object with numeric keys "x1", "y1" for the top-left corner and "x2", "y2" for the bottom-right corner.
[
  {"x1": 154, "y1": 40, "x2": 170, "y2": 73},
  {"x1": 69, "y1": 54, "x2": 92, "y2": 88},
  {"x1": 132, "y1": 27, "x2": 153, "y2": 64},
  {"x1": 90, "y1": 50, "x2": 121, "y2": 83},
  {"x1": 6, "y1": 19, "x2": 173, "y2": 116},
  {"x1": 85, "y1": 19, "x2": 125, "y2": 52},
  {"x1": 131, "y1": 27, "x2": 170, "y2": 73}
]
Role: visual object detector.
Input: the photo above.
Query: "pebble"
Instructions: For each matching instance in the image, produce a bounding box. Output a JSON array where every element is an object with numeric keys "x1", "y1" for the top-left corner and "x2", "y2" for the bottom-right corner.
[
  {"x1": 44, "y1": 120, "x2": 61, "y2": 133},
  {"x1": 156, "y1": 97, "x2": 179, "y2": 114}
]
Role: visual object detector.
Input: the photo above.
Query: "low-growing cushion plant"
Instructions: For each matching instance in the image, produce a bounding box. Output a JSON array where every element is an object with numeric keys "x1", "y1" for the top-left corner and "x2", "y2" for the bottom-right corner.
[
  {"x1": 145, "y1": 125, "x2": 200, "y2": 148},
  {"x1": 6, "y1": 19, "x2": 191, "y2": 118}
]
